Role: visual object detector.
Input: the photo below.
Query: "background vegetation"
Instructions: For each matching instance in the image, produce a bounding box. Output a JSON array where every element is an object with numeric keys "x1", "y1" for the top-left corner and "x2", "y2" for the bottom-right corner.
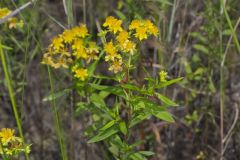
[{"x1": 0, "y1": 0, "x2": 240, "y2": 159}]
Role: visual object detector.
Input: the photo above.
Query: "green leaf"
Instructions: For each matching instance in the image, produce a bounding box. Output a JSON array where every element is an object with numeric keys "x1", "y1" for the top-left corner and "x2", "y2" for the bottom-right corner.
[
  {"x1": 90, "y1": 93, "x2": 111, "y2": 114},
  {"x1": 156, "y1": 93, "x2": 178, "y2": 106},
  {"x1": 108, "y1": 144, "x2": 119, "y2": 156},
  {"x1": 121, "y1": 84, "x2": 140, "y2": 92},
  {"x1": 193, "y1": 67, "x2": 205, "y2": 76},
  {"x1": 75, "y1": 102, "x2": 88, "y2": 113},
  {"x1": 208, "y1": 76, "x2": 216, "y2": 93},
  {"x1": 0, "y1": 44, "x2": 12, "y2": 50},
  {"x1": 93, "y1": 75, "x2": 117, "y2": 81},
  {"x1": 88, "y1": 126, "x2": 119, "y2": 143},
  {"x1": 130, "y1": 153, "x2": 147, "y2": 160},
  {"x1": 90, "y1": 83, "x2": 125, "y2": 98},
  {"x1": 133, "y1": 97, "x2": 165, "y2": 112},
  {"x1": 43, "y1": 88, "x2": 71, "y2": 101},
  {"x1": 155, "y1": 0, "x2": 173, "y2": 5},
  {"x1": 222, "y1": 29, "x2": 232, "y2": 36},
  {"x1": 90, "y1": 93, "x2": 106, "y2": 108},
  {"x1": 190, "y1": 32, "x2": 207, "y2": 43},
  {"x1": 193, "y1": 44, "x2": 209, "y2": 54},
  {"x1": 129, "y1": 112, "x2": 151, "y2": 128},
  {"x1": 88, "y1": 51, "x2": 104, "y2": 77},
  {"x1": 100, "y1": 120, "x2": 116, "y2": 131},
  {"x1": 114, "y1": 10, "x2": 126, "y2": 20},
  {"x1": 157, "y1": 77, "x2": 183, "y2": 88},
  {"x1": 119, "y1": 121, "x2": 128, "y2": 135},
  {"x1": 138, "y1": 151, "x2": 155, "y2": 156},
  {"x1": 153, "y1": 111, "x2": 174, "y2": 122},
  {"x1": 183, "y1": 59, "x2": 192, "y2": 74}
]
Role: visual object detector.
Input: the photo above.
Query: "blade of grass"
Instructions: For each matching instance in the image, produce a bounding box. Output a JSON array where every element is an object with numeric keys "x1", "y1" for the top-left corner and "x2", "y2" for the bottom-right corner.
[
  {"x1": 63, "y1": 1, "x2": 75, "y2": 159},
  {"x1": 63, "y1": 0, "x2": 74, "y2": 27},
  {"x1": 167, "y1": 0, "x2": 178, "y2": 43},
  {"x1": 220, "y1": 2, "x2": 224, "y2": 160},
  {"x1": 221, "y1": 0, "x2": 240, "y2": 53},
  {"x1": 47, "y1": 67, "x2": 68, "y2": 160}
]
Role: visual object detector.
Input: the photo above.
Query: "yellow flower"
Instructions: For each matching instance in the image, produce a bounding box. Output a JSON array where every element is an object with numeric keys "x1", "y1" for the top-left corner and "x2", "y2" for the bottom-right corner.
[
  {"x1": 118, "y1": 40, "x2": 136, "y2": 54},
  {"x1": 116, "y1": 30, "x2": 129, "y2": 43},
  {"x1": 0, "y1": 128, "x2": 16, "y2": 144},
  {"x1": 144, "y1": 20, "x2": 159, "y2": 36},
  {"x1": 51, "y1": 36, "x2": 64, "y2": 51},
  {"x1": 86, "y1": 41, "x2": 99, "y2": 53},
  {"x1": 72, "y1": 38, "x2": 84, "y2": 50},
  {"x1": 103, "y1": 16, "x2": 123, "y2": 34},
  {"x1": 62, "y1": 29, "x2": 75, "y2": 43},
  {"x1": 72, "y1": 24, "x2": 88, "y2": 38},
  {"x1": 72, "y1": 39, "x2": 87, "y2": 59},
  {"x1": 109, "y1": 58, "x2": 123, "y2": 73},
  {"x1": 73, "y1": 47, "x2": 87, "y2": 59},
  {"x1": 129, "y1": 19, "x2": 141, "y2": 30},
  {"x1": 148, "y1": 25, "x2": 158, "y2": 36},
  {"x1": 159, "y1": 70, "x2": 167, "y2": 82},
  {"x1": 73, "y1": 67, "x2": 88, "y2": 81},
  {"x1": 104, "y1": 41, "x2": 117, "y2": 55},
  {"x1": 8, "y1": 18, "x2": 17, "y2": 29},
  {"x1": 104, "y1": 41, "x2": 121, "y2": 61},
  {"x1": 196, "y1": 151, "x2": 205, "y2": 160},
  {"x1": 57, "y1": 57, "x2": 70, "y2": 68},
  {"x1": 135, "y1": 27, "x2": 148, "y2": 40},
  {"x1": 0, "y1": 8, "x2": 11, "y2": 19},
  {"x1": 124, "y1": 40, "x2": 136, "y2": 54},
  {"x1": 42, "y1": 52, "x2": 54, "y2": 65},
  {"x1": 105, "y1": 54, "x2": 121, "y2": 62},
  {"x1": 86, "y1": 41, "x2": 99, "y2": 63},
  {"x1": 42, "y1": 47, "x2": 72, "y2": 69}
]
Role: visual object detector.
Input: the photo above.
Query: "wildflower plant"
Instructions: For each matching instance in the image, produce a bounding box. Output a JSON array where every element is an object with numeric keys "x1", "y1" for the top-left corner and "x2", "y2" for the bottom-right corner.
[
  {"x1": 0, "y1": 7, "x2": 24, "y2": 29},
  {"x1": 42, "y1": 16, "x2": 182, "y2": 160},
  {"x1": 0, "y1": 128, "x2": 30, "y2": 159},
  {"x1": 0, "y1": 5, "x2": 30, "y2": 160}
]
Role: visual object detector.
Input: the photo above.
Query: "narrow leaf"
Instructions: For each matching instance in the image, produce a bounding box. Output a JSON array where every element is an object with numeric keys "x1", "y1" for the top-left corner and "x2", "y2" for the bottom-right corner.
[
  {"x1": 88, "y1": 126, "x2": 119, "y2": 143},
  {"x1": 156, "y1": 93, "x2": 178, "y2": 107},
  {"x1": 157, "y1": 77, "x2": 183, "y2": 88},
  {"x1": 119, "y1": 121, "x2": 127, "y2": 135},
  {"x1": 43, "y1": 88, "x2": 71, "y2": 102},
  {"x1": 153, "y1": 111, "x2": 175, "y2": 122}
]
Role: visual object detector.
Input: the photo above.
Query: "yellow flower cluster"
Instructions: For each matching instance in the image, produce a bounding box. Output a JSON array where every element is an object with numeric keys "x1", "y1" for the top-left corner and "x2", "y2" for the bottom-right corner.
[
  {"x1": 0, "y1": 128, "x2": 30, "y2": 156},
  {"x1": 103, "y1": 16, "x2": 123, "y2": 34},
  {"x1": 129, "y1": 19, "x2": 158, "y2": 40},
  {"x1": 159, "y1": 70, "x2": 167, "y2": 82},
  {"x1": 42, "y1": 16, "x2": 159, "y2": 77},
  {"x1": 42, "y1": 24, "x2": 99, "y2": 81},
  {"x1": 0, "y1": 7, "x2": 24, "y2": 29},
  {"x1": 102, "y1": 16, "x2": 158, "y2": 73}
]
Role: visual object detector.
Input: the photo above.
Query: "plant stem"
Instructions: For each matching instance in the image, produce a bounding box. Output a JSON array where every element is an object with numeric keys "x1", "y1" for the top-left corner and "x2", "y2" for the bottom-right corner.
[
  {"x1": 220, "y1": 2, "x2": 224, "y2": 159},
  {"x1": 47, "y1": 67, "x2": 68, "y2": 160},
  {"x1": 221, "y1": 0, "x2": 240, "y2": 53}
]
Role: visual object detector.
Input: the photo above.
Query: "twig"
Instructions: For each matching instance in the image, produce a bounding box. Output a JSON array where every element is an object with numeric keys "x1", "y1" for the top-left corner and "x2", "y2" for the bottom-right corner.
[
  {"x1": 0, "y1": 1, "x2": 34, "y2": 24},
  {"x1": 223, "y1": 103, "x2": 239, "y2": 143}
]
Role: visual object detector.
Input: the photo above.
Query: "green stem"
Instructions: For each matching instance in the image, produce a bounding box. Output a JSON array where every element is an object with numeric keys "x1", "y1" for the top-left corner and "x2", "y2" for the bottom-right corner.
[
  {"x1": 0, "y1": 41, "x2": 30, "y2": 160},
  {"x1": 47, "y1": 67, "x2": 68, "y2": 160},
  {"x1": 221, "y1": 0, "x2": 240, "y2": 53}
]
